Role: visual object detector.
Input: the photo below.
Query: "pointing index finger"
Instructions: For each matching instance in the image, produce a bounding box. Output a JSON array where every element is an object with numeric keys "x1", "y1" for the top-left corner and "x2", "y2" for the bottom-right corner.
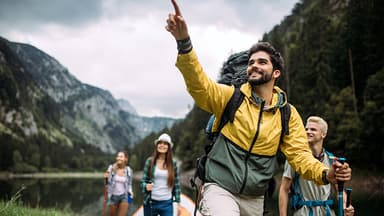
[{"x1": 171, "y1": 0, "x2": 182, "y2": 16}]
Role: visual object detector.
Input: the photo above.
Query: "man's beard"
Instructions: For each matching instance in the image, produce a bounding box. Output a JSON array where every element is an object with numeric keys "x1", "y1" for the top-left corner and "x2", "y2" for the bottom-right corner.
[{"x1": 247, "y1": 71, "x2": 273, "y2": 86}]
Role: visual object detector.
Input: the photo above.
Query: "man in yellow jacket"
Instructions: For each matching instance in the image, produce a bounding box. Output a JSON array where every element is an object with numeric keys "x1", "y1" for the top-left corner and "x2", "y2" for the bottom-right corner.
[{"x1": 165, "y1": 1, "x2": 352, "y2": 215}]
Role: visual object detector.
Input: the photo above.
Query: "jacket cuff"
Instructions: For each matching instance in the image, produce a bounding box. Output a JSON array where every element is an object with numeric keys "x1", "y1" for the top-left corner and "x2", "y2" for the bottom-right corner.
[{"x1": 177, "y1": 37, "x2": 193, "y2": 54}]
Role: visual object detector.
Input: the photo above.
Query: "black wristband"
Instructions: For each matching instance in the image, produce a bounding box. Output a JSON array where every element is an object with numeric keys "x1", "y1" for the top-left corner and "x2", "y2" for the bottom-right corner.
[
  {"x1": 177, "y1": 37, "x2": 193, "y2": 54},
  {"x1": 322, "y1": 169, "x2": 329, "y2": 184}
]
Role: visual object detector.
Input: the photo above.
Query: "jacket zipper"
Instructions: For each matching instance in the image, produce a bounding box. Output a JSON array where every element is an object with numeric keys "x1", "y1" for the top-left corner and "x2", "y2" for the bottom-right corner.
[{"x1": 239, "y1": 101, "x2": 265, "y2": 194}]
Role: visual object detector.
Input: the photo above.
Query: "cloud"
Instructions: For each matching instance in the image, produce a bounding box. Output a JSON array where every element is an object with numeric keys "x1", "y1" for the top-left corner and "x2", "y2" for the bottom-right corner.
[
  {"x1": 0, "y1": 0, "x2": 103, "y2": 31},
  {"x1": 0, "y1": 0, "x2": 298, "y2": 118}
]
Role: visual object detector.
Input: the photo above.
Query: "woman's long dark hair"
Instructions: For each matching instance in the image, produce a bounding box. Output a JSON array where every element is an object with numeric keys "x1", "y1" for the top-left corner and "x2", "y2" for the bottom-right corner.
[{"x1": 148, "y1": 143, "x2": 175, "y2": 188}]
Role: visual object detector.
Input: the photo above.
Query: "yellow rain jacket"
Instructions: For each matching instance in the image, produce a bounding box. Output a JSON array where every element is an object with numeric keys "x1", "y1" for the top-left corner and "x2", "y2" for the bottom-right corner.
[{"x1": 176, "y1": 49, "x2": 328, "y2": 196}]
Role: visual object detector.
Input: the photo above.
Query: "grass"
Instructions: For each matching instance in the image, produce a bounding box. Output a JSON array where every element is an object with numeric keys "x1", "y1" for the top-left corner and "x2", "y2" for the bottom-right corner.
[{"x1": 0, "y1": 186, "x2": 72, "y2": 216}]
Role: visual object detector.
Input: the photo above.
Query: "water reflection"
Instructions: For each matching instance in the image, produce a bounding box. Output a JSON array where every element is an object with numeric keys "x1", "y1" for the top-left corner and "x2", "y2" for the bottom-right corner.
[
  {"x1": 0, "y1": 178, "x2": 193, "y2": 216},
  {"x1": 1, "y1": 178, "x2": 104, "y2": 215}
]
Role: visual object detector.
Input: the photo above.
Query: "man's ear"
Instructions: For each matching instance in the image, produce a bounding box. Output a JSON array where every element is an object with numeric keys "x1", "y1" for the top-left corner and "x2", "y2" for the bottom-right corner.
[
  {"x1": 322, "y1": 132, "x2": 327, "y2": 139},
  {"x1": 273, "y1": 69, "x2": 281, "y2": 78}
]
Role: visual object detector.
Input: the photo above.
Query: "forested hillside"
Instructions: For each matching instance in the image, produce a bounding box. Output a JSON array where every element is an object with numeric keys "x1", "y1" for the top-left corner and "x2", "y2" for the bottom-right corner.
[
  {"x1": 0, "y1": 37, "x2": 178, "y2": 173},
  {"x1": 131, "y1": 0, "x2": 384, "y2": 171}
]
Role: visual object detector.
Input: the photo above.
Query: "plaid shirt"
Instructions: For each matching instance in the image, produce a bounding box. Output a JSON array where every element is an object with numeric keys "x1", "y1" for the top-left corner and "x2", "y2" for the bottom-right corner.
[{"x1": 141, "y1": 157, "x2": 181, "y2": 204}]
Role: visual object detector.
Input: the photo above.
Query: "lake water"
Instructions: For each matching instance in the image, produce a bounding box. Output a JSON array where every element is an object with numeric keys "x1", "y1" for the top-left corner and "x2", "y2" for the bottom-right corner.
[
  {"x1": 0, "y1": 177, "x2": 382, "y2": 215},
  {"x1": 0, "y1": 177, "x2": 196, "y2": 216}
]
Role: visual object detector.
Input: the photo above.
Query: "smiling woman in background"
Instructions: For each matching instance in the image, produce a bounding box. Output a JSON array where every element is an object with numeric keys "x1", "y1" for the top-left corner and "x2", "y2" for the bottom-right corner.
[
  {"x1": 104, "y1": 150, "x2": 134, "y2": 216},
  {"x1": 141, "y1": 133, "x2": 181, "y2": 216}
]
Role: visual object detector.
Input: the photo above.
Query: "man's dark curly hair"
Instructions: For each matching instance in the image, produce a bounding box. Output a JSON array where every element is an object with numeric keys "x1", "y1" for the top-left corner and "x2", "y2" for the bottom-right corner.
[{"x1": 248, "y1": 42, "x2": 284, "y2": 73}]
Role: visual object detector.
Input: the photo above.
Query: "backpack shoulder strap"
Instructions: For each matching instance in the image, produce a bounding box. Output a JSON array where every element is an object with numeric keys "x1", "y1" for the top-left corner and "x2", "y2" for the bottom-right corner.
[
  {"x1": 292, "y1": 172, "x2": 300, "y2": 193},
  {"x1": 279, "y1": 103, "x2": 291, "y2": 145},
  {"x1": 126, "y1": 166, "x2": 132, "y2": 177},
  {"x1": 324, "y1": 149, "x2": 334, "y2": 166},
  {"x1": 108, "y1": 164, "x2": 115, "y2": 180},
  {"x1": 217, "y1": 86, "x2": 244, "y2": 131}
]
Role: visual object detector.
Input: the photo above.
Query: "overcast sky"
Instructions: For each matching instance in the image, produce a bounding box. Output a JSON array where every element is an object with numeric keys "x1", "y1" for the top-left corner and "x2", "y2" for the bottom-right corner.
[{"x1": 0, "y1": 0, "x2": 298, "y2": 118}]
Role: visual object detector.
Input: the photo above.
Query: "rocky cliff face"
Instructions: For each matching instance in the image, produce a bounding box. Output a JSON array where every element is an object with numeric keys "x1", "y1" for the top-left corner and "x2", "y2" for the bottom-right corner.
[
  {"x1": 0, "y1": 36, "x2": 178, "y2": 154},
  {"x1": 117, "y1": 99, "x2": 138, "y2": 115}
]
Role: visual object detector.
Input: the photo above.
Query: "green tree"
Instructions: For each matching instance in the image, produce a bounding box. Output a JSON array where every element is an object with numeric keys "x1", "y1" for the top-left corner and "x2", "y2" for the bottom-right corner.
[
  {"x1": 324, "y1": 87, "x2": 362, "y2": 160},
  {"x1": 12, "y1": 150, "x2": 23, "y2": 164},
  {"x1": 129, "y1": 154, "x2": 138, "y2": 170},
  {"x1": 360, "y1": 68, "x2": 384, "y2": 168}
]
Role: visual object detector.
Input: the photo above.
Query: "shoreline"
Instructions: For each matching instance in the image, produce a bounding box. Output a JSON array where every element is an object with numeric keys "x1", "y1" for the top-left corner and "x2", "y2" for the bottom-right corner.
[
  {"x1": 0, "y1": 171, "x2": 103, "y2": 179},
  {"x1": 1, "y1": 169, "x2": 382, "y2": 196},
  {"x1": 0, "y1": 170, "x2": 145, "y2": 180}
]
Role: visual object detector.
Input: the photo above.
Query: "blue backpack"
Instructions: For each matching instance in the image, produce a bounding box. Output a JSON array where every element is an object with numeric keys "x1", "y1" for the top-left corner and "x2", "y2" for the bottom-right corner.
[{"x1": 290, "y1": 150, "x2": 335, "y2": 216}]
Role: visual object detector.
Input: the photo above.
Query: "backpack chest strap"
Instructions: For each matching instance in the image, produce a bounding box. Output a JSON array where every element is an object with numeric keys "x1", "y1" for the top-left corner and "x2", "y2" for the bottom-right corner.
[{"x1": 299, "y1": 199, "x2": 334, "y2": 216}]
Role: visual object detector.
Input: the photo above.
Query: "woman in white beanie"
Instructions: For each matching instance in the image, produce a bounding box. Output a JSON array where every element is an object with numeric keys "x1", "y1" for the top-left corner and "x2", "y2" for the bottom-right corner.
[{"x1": 141, "y1": 133, "x2": 181, "y2": 216}]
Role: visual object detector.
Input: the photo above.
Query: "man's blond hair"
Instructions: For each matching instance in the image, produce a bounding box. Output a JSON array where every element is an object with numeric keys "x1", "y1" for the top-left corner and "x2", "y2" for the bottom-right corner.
[{"x1": 306, "y1": 116, "x2": 328, "y2": 134}]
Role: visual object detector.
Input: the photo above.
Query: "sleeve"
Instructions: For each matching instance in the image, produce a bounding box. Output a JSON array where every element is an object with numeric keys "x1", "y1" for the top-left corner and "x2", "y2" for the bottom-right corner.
[
  {"x1": 141, "y1": 158, "x2": 151, "y2": 194},
  {"x1": 175, "y1": 49, "x2": 234, "y2": 117},
  {"x1": 128, "y1": 167, "x2": 133, "y2": 193},
  {"x1": 282, "y1": 160, "x2": 295, "y2": 180},
  {"x1": 106, "y1": 165, "x2": 113, "y2": 198},
  {"x1": 107, "y1": 164, "x2": 113, "y2": 184},
  {"x1": 280, "y1": 106, "x2": 328, "y2": 185},
  {"x1": 172, "y1": 160, "x2": 181, "y2": 203}
]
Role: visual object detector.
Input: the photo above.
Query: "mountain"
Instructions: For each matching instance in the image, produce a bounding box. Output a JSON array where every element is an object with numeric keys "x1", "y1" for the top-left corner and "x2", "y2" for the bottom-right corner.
[
  {"x1": 0, "y1": 36, "x2": 179, "y2": 172},
  {"x1": 116, "y1": 98, "x2": 178, "y2": 138},
  {"x1": 117, "y1": 99, "x2": 138, "y2": 115}
]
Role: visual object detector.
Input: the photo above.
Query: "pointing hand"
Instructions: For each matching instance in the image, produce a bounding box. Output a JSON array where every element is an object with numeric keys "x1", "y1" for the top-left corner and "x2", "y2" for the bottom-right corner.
[{"x1": 165, "y1": 0, "x2": 189, "y2": 40}]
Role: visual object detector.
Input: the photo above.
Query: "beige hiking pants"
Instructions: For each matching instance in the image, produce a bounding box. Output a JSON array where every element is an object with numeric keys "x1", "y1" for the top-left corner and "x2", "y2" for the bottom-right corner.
[{"x1": 199, "y1": 183, "x2": 264, "y2": 216}]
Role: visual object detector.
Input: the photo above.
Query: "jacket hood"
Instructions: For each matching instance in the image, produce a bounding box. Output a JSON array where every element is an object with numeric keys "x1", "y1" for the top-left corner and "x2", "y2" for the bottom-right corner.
[
  {"x1": 273, "y1": 86, "x2": 288, "y2": 108},
  {"x1": 240, "y1": 83, "x2": 288, "y2": 111}
]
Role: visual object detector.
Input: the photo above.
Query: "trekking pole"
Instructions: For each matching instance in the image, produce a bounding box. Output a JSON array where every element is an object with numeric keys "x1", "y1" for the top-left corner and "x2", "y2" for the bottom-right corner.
[
  {"x1": 346, "y1": 188, "x2": 352, "y2": 207},
  {"x1": 102, "y1": 177, "x2": 108, "y2": 216},
  {"x1": 330, "y1": 156, "x2": 346, "y2": 216},
  {"x1": 149, "y1": 191, "x2": 152, "y2": 215},
  {"x1": 145, "y1": 180, "x2": 153, "y2": 215}
]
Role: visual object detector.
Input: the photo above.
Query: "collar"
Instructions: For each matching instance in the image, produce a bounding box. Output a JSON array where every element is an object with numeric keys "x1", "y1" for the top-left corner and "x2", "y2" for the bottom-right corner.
[
  {"x1": 241, "y1": 83, "x2": 288, "y2": 111},
  {"x1": 313, "y1": 149, "x2": 325, "y2": 162},
  {"x1": 251, "y1": 91, "x2": 265, "y2": 105}
]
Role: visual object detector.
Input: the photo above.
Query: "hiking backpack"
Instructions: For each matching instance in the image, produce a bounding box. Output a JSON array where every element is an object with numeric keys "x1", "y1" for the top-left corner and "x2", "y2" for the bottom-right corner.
[{"x1": 289, "y1": 150, "x2": 335, "y2": 215}]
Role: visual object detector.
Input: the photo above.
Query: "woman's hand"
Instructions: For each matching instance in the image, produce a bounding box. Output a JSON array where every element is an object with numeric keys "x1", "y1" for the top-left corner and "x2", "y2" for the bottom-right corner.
[{"x1": 146, "y1": 183, "x2": 153, "y2": 191}]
